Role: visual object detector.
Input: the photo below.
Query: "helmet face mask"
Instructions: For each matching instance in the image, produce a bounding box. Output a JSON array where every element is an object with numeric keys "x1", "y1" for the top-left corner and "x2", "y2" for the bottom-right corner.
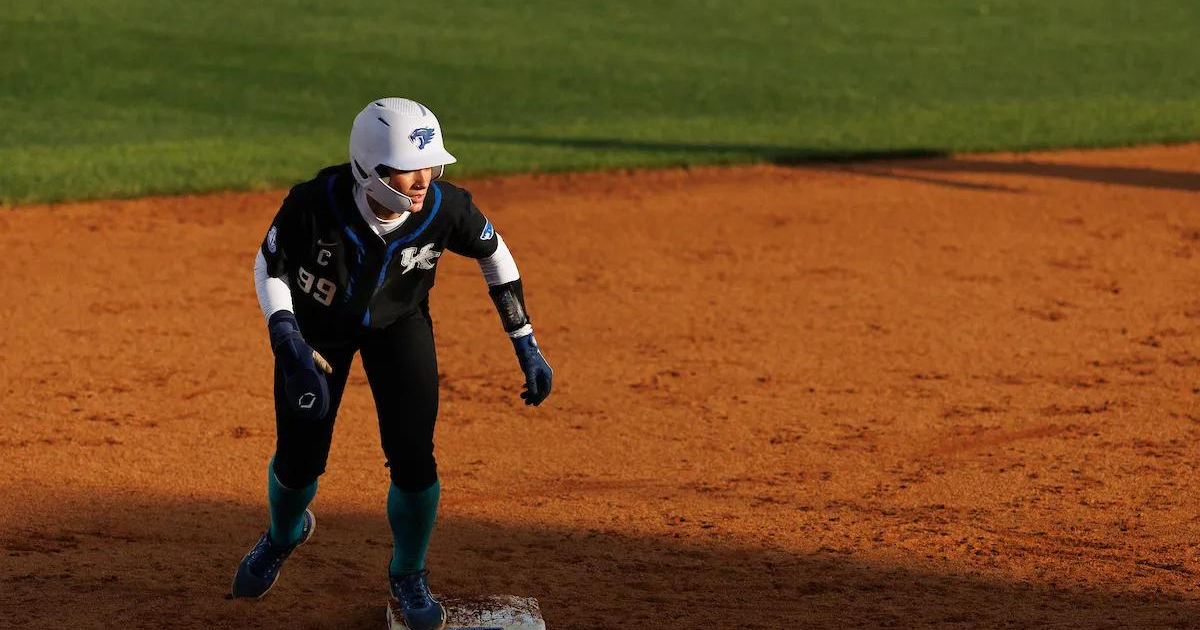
[
  {"x1": 354, "y1": 159, "x2": 415, "y2": 213},
  {"x1": 349, "y1": 98, "x2": 456, "y2": 214}
]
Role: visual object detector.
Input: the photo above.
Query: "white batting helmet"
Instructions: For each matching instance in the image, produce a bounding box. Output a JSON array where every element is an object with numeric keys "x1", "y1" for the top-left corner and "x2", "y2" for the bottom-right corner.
[{"x1": 349, "y1": 98, "x2": 457, "y2": 213}]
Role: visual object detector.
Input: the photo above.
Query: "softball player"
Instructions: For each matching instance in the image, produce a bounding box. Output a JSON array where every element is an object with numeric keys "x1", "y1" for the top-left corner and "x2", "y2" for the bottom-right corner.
[{"x1": 231, "y1": 98, "x2": 553, "y2": 630}]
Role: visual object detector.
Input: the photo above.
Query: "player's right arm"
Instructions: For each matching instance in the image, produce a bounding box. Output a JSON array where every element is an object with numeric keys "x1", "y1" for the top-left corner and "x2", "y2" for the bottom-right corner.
[
  {"x1": 254, "y1": 200, "x2": 333, "y2": 420},
  {"x1": 254, "y1": 249, "x2": 294, "y2": 320}
]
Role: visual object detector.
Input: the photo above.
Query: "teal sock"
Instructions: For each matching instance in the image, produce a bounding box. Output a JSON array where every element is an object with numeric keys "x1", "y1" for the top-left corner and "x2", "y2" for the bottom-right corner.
[
  {"x1": 387, "y1": 479, "x2": 440, "y2": 575},
  {"x1": 267, "y1": 458, "x2": 317, "y2": 546}
]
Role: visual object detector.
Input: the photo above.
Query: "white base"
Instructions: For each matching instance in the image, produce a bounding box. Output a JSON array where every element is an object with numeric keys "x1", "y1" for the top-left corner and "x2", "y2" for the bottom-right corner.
[{"x1": 387, "y1": 595, "x2": 546, "y2": 630}]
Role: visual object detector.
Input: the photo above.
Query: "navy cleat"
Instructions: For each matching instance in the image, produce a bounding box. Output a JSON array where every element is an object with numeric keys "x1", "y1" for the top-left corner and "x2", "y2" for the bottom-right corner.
[
  {"x1": 231, "y1": 509, "x2": 315, "y2": 599},
  {"x1": 389, "y1": 570, "x2": 446, "y2": 630}
]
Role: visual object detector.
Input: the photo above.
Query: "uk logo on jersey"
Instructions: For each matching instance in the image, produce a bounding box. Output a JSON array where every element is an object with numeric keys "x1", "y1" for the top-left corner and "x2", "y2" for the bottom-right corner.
[
  {"x1": 399, "y1": 243, "x2": 441, "y2": 274},
  {"x1": 409, "y1": 127, "x2": 436, "y2": 150}
]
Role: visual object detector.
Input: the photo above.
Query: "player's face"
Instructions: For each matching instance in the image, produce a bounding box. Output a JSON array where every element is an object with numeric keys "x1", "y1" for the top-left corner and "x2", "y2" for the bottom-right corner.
[{"x1": 386, "y1": 167, "x2": 434, "y2": 213}]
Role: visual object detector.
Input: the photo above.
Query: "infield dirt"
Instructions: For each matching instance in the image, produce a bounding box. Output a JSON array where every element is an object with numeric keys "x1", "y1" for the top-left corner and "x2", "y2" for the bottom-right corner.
[{"x1": 2, "y1": 144, "x2": 1200, "y2": 629}]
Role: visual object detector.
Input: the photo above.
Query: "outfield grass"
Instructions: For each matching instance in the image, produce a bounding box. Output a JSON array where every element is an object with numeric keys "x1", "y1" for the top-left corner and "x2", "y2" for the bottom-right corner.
[{"x1": 2, "y1": 0, "x2": 1198, "y2": 203}]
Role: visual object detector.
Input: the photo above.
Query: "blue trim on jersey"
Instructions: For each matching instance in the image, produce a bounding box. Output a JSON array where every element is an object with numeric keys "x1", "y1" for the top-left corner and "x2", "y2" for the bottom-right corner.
[
  {"x1": 325, "y1": 175, "x2": 365, "y2": 301},
  {"x1": 361, "y1": 181, "x2": 444, "y2": 328}
]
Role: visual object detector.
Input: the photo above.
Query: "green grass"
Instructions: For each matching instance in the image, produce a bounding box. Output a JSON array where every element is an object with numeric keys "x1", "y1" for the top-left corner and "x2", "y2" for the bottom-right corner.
[{"x1": 2, "y1": 0, "x2": 1198, "y2": 203}]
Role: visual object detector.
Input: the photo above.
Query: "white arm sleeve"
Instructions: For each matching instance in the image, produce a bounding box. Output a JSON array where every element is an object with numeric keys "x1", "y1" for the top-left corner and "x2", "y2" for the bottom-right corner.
[
  {"x1": 478, "y1": 235, "x2": 533, "y2": 338},
  {"x1": 254, "y1": 250, "x2": 294, "y2": 321},
  {"x1": 477, "y1": 234, "x2": 521, "y2": 286}
]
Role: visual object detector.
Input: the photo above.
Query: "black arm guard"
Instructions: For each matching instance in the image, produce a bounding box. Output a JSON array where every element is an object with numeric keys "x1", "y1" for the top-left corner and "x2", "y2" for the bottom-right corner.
[{"x1": 488, "y1": 279, "x2": 531, "y2": 333}]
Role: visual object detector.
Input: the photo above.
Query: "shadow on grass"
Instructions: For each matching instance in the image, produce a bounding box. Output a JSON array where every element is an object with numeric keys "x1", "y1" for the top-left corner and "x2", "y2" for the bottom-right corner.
[
  {"x1": 1, "y1": 495, "x2": 1194, "y2": 630},
  {"x1": 460, "y1": 133, "x2": 946, "y2": 165},
  {"x1": 466, "y1": 134, "x2": 1200, "y2": 192}
]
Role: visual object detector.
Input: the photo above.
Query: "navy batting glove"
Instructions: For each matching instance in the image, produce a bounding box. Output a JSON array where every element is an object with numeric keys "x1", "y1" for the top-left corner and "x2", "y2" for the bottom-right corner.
[
  {"x1": 268, "y1": 311, "x2": 331, "y2": 421},
  {"x1": 512, "y1": 333, "x2": 553, "y2": 406}
]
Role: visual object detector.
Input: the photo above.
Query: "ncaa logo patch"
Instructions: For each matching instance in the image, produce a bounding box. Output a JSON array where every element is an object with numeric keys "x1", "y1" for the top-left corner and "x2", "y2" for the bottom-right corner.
[
  {"x1": 480, "y1": 220, "x2": 495, "y2": 240},
  {"x1": 267, "y1": 226, "x2": 278, "y2": 253},
  {"x1": 409, "y1": 127, "x2": 436, "y2": 149}
]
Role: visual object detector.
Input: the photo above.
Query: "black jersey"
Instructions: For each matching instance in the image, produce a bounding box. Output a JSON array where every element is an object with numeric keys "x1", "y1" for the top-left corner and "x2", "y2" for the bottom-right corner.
[{"x1": 260, "y1": 164, "x2": 499, "y2": 344}]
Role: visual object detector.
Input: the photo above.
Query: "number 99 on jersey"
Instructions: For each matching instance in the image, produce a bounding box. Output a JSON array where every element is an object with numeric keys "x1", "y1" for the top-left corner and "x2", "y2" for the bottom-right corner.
[{"x1": 296, "y1": 266, "x2": 337, "y2": 306}]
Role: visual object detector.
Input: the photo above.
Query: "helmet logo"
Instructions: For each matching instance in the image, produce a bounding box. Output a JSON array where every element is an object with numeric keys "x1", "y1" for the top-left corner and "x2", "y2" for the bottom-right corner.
[{"x1": 409, "y1": 127, "x2": 436, "y2": 149}]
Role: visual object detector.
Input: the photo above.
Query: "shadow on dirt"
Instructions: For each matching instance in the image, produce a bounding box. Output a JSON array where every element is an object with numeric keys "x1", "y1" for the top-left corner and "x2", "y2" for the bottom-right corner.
[
  {"x1": 831, "y1": 165, "x2": 1027, "y2": 193},
  {"x1": 891, "y1": 157, "x2": 1200, "y2": 192},
  {"x1": 466, "y1": 134, "x2": 1200, "y2": 192},
  {"x1": 1, "y1": 495, "x2": 1194, "y2": 630}
]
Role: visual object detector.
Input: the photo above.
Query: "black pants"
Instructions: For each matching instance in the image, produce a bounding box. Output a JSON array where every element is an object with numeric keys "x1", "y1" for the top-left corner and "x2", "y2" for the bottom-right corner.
[{"x1": 272, "y1": 308, "x2": 439, "y2": 492}]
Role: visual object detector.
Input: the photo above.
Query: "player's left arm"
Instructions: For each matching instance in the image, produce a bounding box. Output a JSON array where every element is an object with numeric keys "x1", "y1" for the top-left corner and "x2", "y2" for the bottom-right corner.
[{"x1": 446, "y1": 192, "x2": 553, "y2": 407}]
